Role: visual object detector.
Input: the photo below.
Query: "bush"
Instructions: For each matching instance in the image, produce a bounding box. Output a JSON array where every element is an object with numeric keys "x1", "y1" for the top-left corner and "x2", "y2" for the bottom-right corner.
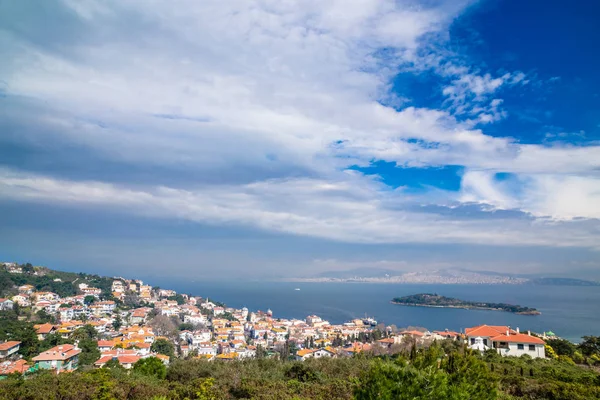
[{"x1": 133, "y1": 357, "x2": 167, "y2": 380}]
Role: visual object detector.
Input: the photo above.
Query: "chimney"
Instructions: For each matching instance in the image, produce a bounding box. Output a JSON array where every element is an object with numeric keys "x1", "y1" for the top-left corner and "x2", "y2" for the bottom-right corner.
[
  {"x1": 528, "y1": 330, "x2": 531, "y2": 336},
  {"x1": 516, "y1": 327, "x2": 520, "y2": 334},
  {"x1": 506, "y1": 329, "x2": 509, "y2": 336}
]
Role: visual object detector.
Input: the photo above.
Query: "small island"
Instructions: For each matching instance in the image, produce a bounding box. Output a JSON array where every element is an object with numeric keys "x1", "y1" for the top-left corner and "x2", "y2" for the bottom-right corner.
[{"x1": 391, "y1": 293, "x2": 541, "y2": 315}]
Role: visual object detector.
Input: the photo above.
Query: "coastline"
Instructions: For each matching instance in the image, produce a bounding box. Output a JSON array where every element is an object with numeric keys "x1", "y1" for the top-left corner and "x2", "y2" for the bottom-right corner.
[{"x1": 390, "y1": 301, "x2": 542, "y2": 315}]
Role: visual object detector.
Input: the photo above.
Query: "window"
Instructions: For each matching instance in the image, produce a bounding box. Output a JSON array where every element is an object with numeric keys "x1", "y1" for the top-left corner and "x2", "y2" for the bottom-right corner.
[
  {"x1": 529, "y1": 345, "x2": 536, "y2": 351},
  {"x1": 483, "y1": 339, "x2": 488, "y2": 346},
  {"x1": 517, "y1": 344, "x2": 524, "y2": 350},
  {"x1": 470, "y1": 338, "x2": 475, "y2": 344}
]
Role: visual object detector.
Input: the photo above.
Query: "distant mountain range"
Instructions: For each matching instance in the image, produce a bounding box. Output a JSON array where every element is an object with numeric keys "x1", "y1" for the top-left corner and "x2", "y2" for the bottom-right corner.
[{"x1": 291, "y1": 268, "x2": 600, "y2": 286}]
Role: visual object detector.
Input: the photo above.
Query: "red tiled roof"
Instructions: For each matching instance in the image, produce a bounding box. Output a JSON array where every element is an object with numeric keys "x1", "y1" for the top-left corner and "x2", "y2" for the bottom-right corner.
[
  {"x1": 95, "y1": 354, "x2": 141, "y2": 365},
  {"x1": 32, "y1": 345, "x2": 81, "y2": 361},
  {"x1": 35, "y1": 323, "x2": 55, "y2": 334},
  {"x1": 296, "y1": 349, "x2": 315, "y2": 357},
  {"x1": 465, "y1": 325, "x2": 515, "y2": 337},
  {"x1": 490, "y1": 333, "x2": 545, "y2": 345},
  {"x1": 97, "y1": 340, "x2": 114, "y2": 348},
  {"x1": 0, "y1": 359, "x2": 29, "y2": 375},
  {"x1": 101, "y1": 349, "x2": 137, "y2": 357},
  {"x1": 0, "y1": 341, "x2": 21, "y2": 351},
  {"x1": 400, "y1": 330, "x2": 425, "y2": 337}
]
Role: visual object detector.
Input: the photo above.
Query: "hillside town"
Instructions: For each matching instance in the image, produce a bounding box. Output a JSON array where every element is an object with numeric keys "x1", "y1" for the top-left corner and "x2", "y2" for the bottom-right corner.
[{"x1": 0, "y1": 262, "x2": 552, "y2": 377}]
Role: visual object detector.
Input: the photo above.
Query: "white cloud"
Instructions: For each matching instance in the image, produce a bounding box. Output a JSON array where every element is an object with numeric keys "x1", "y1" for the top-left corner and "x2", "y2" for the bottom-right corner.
[
  {"x1": 1, "y1": 168, "x2": 599, "y2": 249},
  {"x1": 0, "y1": 0, "x2": 599, "y2": 250}
]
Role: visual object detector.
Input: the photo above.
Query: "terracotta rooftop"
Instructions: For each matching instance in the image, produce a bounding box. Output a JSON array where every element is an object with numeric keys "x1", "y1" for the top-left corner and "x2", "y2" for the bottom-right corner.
[
  {"x1": 0, "y1": 359, "x2": 29, "y2": 375},
  {"x1": 34, "y1": 323, "x2": 55, "y2": 334},
  {"x1": 95, "y1": 354, "x2": 141, "y2": 365},
  {"x1": 32, "y1": 345, "x2": 81, "y2": 361},
  {"x1": 490, "y1": 333, "x2": 545, "y2": 345},
  {"x1": 465, "y1": 325, "x2": 515, "y2": 337},
  {"x1": 0, "y1": 341, "x2": 21, "y2": 351}
]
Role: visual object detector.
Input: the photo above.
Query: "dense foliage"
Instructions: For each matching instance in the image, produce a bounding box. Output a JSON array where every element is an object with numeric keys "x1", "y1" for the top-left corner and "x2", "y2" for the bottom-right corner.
[
  {"x1": 1, "y1": 343, "x2": 599, "y2": 400},
  {"x1": 0, "y1": 266, "x2": 114, "y2": 300}
]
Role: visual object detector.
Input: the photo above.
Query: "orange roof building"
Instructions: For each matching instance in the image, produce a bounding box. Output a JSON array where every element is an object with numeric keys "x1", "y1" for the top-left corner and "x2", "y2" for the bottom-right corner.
[
  {"x1": 32, "y1": 345, "x2": 81, "y2": 373},
  {"x1": 0, "y1": 341, "x2": 21, "y2": 359},
  {"x1": 0, "y1": 359, "x2": 30, "y2": 376}
]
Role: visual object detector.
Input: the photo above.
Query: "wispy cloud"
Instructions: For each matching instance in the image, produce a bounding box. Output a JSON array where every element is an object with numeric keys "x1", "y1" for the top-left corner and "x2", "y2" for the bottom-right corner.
[{"x1": 0, "y1": 0, "x2": 599, "y2": 256}]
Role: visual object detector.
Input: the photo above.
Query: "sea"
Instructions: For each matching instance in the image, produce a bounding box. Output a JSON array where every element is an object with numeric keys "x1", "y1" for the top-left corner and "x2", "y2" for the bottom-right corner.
[{"x1": 150, "y1": 279, "x2": 600, "y2": 342}]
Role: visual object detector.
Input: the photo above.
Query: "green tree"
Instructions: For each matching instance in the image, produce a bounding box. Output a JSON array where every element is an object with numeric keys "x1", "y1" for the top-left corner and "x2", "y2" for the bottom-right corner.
[
  {"x1": 112, "y1": 314, "x2": 122, "y2": 331},
  {"x1": 355, "y1": 346, "x2": 497, "y2": 400},
  {"x1": 151, "y1": 338, "x2": 175, "y2": 359},
  {"x1": 220, "y1": 311, "x2": 237, "y2": 322},
  {"x1": 133, "y1": 356, "x2": 167, "y2": 379},
  {"x1": 578, "y1": 336, "x2": 600, "y2": 356},
  {"x1": 167, "y1": 294, "x2": 185, "y2": 305},
  {"x1": 195, "y1": 377, "x2": 219, "y2": 400},
  {"x1": 35, "y1": 310, "x2": 56, "y2": 324},
  {"x1": 78, "y1": 338, "x2": 100, "y2": 366},
  {"x1": 547, "y1": 338, "x2": 577, "y2": 356},
  {"x1": 178, "y1": 322, "x2": 195, "y2": 331},
  {"x1": 39, "y1": 333, "x2": 72, "y2": 352},
  {"x1": 0, "y1": 317, "x2": 39, "y2": 358},
  {"x1": 103, "y1": 358, "x2": 125, "y2": 370},
  {"x1": 72, "y1": 324, "x2": 98, "y2": 341},
  {"x1": 84, "y1": 295, "x2": 96, "y2": 305}
]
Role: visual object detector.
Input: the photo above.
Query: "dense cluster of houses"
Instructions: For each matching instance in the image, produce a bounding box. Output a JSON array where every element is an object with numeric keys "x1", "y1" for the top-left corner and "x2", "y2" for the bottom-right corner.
[{"x1": 0, "y1": 265, "x2": 548, "y2": 378}]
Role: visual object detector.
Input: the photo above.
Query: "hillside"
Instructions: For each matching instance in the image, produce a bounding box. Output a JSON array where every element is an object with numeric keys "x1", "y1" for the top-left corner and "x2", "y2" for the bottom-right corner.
[{"x1": 0, "y1": 262, "x2": 115, "y2": 300}]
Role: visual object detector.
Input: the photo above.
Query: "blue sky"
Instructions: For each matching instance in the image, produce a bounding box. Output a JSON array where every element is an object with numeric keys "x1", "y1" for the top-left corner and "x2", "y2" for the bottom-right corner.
[{"x1": 0, "y1": 0, "x2": 599, "y2": 279}]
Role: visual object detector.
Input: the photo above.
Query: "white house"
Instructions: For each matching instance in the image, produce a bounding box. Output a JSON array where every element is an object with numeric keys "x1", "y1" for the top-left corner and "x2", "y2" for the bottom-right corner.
[
  {"x1": 111, "y1": 281, "x2": 125, "y2": 293},
  {"x1": 0, "y1": 298, "x2": 15, "y2": 311},
  {"x1": 195, "y1": 342, "x2": 217, "y2": 357},
  {"x1": 184, "y1": 313, "x2": 208, "y2": 325},
  {"x1": 60, "y1": 307, "x2": 75, "y2": 321},
  {"x1": 213, "y1": 306, "x2": 225, "y2": 316},
  {"x1": 18, "y1": 284, "x2": 35, "y2": 294},
  {"x1": 465, "y1": 325, "x2": 545, "y2": 359},
  {"x1": 11, "y1": 295, "x2": 30, "y2": 307},
  {"x1": 0, "y1": 341, "x2": 21, "y2": 359},
  {"x1": 192, "y1": 330, "x2": 212, "y2": 345}
]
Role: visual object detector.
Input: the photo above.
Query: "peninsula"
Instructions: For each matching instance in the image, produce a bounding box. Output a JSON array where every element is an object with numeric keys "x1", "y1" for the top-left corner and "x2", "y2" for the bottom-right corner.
[{"x1": 391, "y1": 293, "x2": 541, "y2": 315}]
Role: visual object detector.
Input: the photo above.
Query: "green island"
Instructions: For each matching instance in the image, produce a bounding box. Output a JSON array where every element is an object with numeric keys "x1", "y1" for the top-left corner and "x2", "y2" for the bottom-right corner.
[{"x1": 391, "y1": 293, "x2": 541, "y2": 315}]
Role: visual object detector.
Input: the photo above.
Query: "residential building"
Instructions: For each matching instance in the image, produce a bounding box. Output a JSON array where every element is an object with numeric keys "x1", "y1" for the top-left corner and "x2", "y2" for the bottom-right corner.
[
  {"x1": 6, "y1": 265, "x2": 23, "y2": 274},
  {"x1": 111, "y1": 280, "x2": 125, "y2": 293},
  {"x1": 11, "y1": 295, "x2": 30, "y2": 307},
  {"x1": 465, "y1": 325, "x2": 546, "y2": 358},
  {"x1": 81, "y1": 287, "x2": 102, "y2": 296},
  {"x1": 0, "y1": 342, "x2": 21, "y2": 359},
  {"x1": 0, "y1": 359, "x2": 30, "y2": 377},
  {"x1": 213, "y1": 306, "x2": 225, "y2": 316},
  {"x1": 184, "y1": 313, "x2": 208, "y2": 325},
  {"x1": 95, "y1": 354, "x2": 141, "y2": 369},
  {"x1": 98, "y1": 340, "x2": 115, "y2": 353},
  {"x1": 17, "y1": 284, "x2": 35, "y2": 295},
  {"x1": 33, "y1": 292, "x2": 59, "y2": 302},
  {"x1": 32, "y1": 344, "x2": 81, "y2": 373},
  {"x1": 0, "y1": 299, "x2": 14, "y2": 311},
  {"x1": 34, "y1": 323, "x2": 56, "y2": 341}
]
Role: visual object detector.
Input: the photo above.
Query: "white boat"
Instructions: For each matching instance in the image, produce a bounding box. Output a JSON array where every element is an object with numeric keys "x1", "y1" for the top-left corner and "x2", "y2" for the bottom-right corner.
[{"x1": 294, "y1": 288, "x2": 301, "y2": 291}]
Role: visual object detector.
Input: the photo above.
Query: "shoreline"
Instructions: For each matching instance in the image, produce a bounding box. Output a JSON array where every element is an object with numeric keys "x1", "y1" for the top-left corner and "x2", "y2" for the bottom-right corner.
[{"x1": 390, "y1": 301, "x2": 541, "y2": 315}]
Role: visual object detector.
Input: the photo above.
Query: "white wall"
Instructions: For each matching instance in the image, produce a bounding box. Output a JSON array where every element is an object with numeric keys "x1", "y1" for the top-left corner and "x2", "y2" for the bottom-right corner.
[{"x1": 496, "y1": 343, "x2": 545, "y2": 358}]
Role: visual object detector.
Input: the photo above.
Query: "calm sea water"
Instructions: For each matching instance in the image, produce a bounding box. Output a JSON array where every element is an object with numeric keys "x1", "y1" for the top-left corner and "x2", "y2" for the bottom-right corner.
[{"x1": 151, "y1": 279, "x2": 600, "y2": 342}]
